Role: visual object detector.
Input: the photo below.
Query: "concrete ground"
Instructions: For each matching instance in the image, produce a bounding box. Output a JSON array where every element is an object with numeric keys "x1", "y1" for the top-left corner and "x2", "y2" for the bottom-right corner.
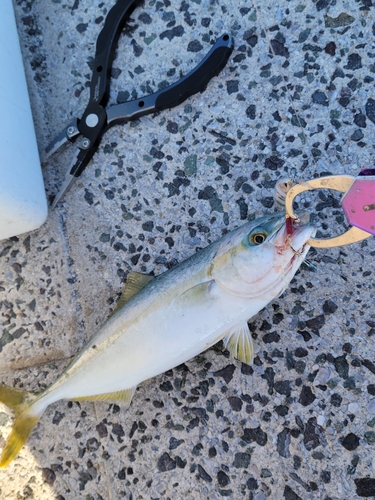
[{"x1": 1, "y1": 0, "x2": 375, "y2": 498}]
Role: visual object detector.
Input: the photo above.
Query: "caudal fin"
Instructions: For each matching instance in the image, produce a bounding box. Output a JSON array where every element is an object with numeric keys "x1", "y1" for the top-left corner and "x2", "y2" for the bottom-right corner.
[{"x1": 0, "y1": 385, "x2": 39, "y2": 468}]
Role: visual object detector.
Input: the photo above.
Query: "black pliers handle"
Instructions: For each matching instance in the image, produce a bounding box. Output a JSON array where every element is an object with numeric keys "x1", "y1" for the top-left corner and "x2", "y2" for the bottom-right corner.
[
  {"x1": 45, "y1": 0, "x2": 234, "y2": 208},
  {"x1": 90, "y1": 0, "x2": 137, "y2": 107}
]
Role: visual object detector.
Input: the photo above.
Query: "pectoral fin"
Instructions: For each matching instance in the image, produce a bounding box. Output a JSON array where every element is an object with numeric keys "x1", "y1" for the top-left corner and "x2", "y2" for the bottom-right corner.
[
  {"x1": 175, "y1": 280, "x2": 216, "y2": 308},
  {"x1": 111, "y1": 272, "x2": 154, "y2": 316},
  {"x1": 223, "y1": 323, "x2": 254, "y2": 365},
  {"x1": 72, "y1": 387, "x2": 136, "y2": 409}
]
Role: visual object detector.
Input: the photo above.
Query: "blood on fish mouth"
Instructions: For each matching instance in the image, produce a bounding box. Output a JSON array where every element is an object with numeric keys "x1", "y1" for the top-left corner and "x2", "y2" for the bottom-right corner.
[{"x1": 285, "y1": 215, "x2": 306, "y2": 256}]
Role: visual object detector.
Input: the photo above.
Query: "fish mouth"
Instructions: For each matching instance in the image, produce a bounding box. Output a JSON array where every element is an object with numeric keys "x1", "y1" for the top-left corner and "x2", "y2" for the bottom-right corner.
[
  {"x1": 270, "y1": 212, "x2": 316, "y2": 256},
  {"x1": 277, "y1": 216, "x2": 316, "y2": 288},
  {"x1": 288, "y1": 221, "x2": 316, "y2": 255}
]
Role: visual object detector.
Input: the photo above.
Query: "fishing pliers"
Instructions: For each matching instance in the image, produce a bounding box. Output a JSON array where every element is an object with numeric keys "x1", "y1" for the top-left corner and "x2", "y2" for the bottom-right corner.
[{"x1": 45, "y1": 0, "x2": 234, "y2": 208}]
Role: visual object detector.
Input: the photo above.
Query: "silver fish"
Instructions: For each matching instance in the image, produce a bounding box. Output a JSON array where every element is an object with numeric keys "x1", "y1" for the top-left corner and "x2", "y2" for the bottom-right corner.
[{"x1": 0, "y1": 212, "x2": 315, "y2": 467}]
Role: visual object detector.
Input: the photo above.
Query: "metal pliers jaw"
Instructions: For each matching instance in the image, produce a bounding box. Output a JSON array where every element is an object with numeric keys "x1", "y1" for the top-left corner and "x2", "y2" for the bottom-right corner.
[
  {"x1": 45, "y1": 0, "x2": 234, "y2": 208},
  {"x1": 285, "y1": 174, "x2": 375, "y2": 248}
]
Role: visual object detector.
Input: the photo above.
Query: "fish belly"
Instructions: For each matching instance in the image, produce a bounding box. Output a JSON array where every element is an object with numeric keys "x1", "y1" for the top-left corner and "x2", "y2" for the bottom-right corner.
[{"x1": 44, "y1": 281, "x2": 270, "y2": 405}]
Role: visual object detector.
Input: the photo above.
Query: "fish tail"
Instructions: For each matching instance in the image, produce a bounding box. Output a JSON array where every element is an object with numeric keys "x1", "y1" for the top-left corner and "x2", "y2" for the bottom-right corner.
[{"x1": 0, "y1": 385, "x2": 40, "y2": 468}]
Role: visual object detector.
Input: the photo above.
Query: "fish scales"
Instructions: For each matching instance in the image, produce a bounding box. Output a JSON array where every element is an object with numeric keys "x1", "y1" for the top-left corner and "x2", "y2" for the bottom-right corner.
[
  {"x1": 0, "y1": 213, "x2": 315, "y2": 467},
  {"x1": 44, "y1": 217, "x2": 269, "y2": 400}
]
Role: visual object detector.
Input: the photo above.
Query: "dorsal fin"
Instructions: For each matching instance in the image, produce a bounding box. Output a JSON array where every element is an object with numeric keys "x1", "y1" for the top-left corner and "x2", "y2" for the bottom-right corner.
[
  {"x1": 123, "y1": 271, "x2": 154, "y2": 302},
  {"x1": 110, "y1": 271, "x2": 154, "y2": 316}
]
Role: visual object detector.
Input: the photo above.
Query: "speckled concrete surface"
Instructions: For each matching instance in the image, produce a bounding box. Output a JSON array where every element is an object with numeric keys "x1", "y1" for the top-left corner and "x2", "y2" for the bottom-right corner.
[{"x1": 1, "y1": 0, "x2": 375, "y2": 498}]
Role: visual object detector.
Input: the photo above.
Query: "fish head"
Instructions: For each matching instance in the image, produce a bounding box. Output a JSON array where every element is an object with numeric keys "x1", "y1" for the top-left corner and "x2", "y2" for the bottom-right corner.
[{"x1": 211, "y1": 213, "x2": 316, "y2": 299}]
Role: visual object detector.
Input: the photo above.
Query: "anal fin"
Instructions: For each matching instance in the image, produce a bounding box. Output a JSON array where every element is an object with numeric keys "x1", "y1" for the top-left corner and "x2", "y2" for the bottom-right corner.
[
  {"x1": 223, "y1": 323, "x2": 254, "y2": 365},
  {"x1": 72, "y1": 387, "x2": 136, "y2": 409}
]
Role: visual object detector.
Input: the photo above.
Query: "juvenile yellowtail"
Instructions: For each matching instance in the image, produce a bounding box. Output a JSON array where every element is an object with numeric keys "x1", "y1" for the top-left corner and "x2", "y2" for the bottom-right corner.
[{"x1": 0, "y1": 213, "x2": 315, "y2": 467}]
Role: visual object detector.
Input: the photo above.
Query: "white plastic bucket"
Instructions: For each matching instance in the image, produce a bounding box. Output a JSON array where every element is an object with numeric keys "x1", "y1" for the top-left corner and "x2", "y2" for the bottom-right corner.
[{"x1": 0, "y1": 0, "x2": 47, "y2": 241}]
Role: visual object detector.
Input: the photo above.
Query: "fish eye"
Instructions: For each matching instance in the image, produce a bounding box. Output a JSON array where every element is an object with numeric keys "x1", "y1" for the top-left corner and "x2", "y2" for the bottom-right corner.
[{"x1": 249, "y1": 231, "x2": 268, "y2": 245}]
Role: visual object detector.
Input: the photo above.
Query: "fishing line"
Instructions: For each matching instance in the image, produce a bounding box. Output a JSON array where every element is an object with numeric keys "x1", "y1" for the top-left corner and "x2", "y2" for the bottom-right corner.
[
  {"x1": 240, "y1": 3, "x2": 321, "y2": 391},
  {"x1": 250, "y1": 0, "x2": 318, "y2": 173},
  {"x1": 248, "y1": 1, "x2": 325, "y2": 262}
]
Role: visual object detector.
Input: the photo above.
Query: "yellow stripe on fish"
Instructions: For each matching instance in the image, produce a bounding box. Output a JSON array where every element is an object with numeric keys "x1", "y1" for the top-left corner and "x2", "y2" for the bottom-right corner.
[{"x1": 0, "y1": 213, "x2": 315, "y2": 467}]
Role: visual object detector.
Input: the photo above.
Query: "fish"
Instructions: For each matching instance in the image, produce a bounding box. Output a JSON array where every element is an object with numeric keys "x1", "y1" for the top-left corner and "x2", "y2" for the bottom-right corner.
[{"x1": 0, "y1": 212, "x2": 315, "y2": 467}]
